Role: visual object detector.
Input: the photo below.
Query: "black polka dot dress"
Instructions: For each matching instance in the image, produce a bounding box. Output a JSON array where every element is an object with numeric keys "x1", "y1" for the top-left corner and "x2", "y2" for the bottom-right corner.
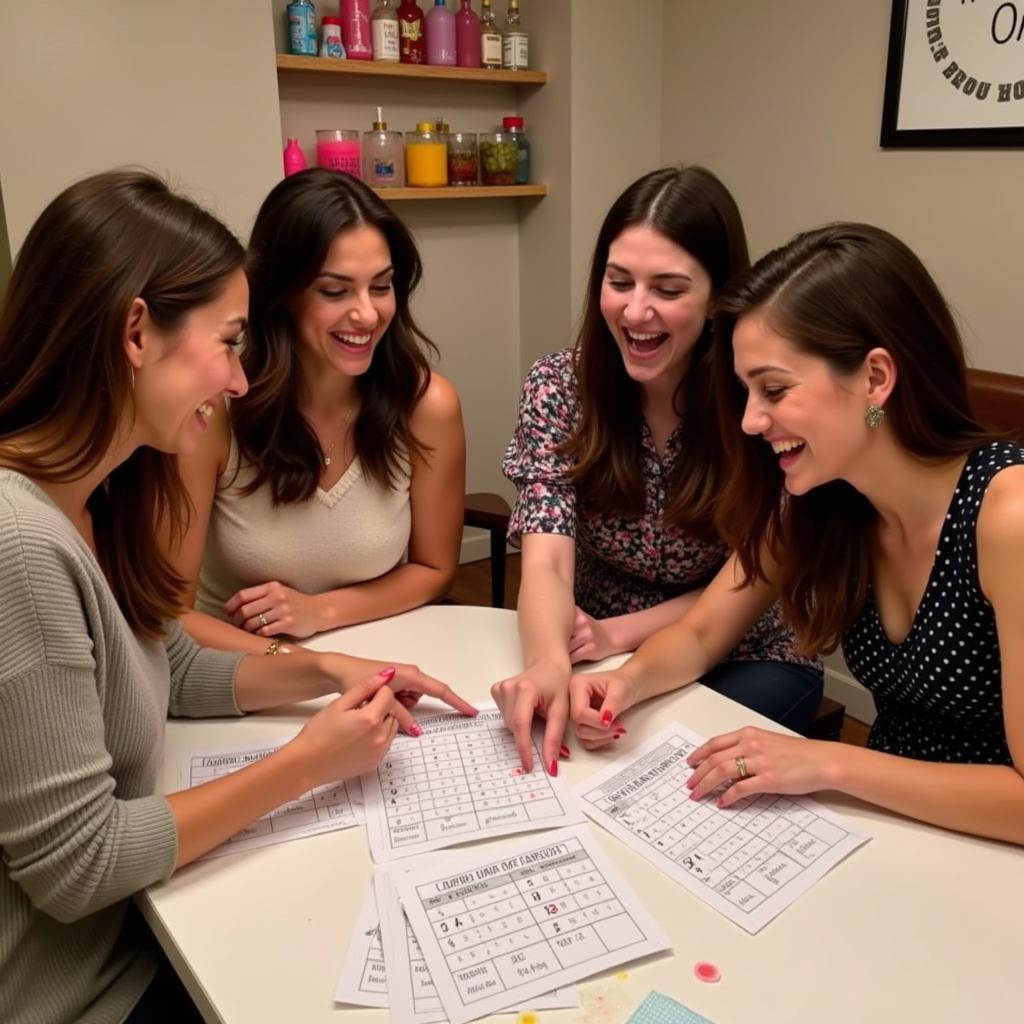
[{"x1": 842, "y1": 442, "x2": 1023, "y2": 765}]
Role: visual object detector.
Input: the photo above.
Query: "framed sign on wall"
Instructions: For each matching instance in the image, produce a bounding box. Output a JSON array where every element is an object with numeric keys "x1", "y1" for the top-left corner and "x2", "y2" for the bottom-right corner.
[{"x1": 881, "y1": 0, "x2": 1024, "y2": 147}]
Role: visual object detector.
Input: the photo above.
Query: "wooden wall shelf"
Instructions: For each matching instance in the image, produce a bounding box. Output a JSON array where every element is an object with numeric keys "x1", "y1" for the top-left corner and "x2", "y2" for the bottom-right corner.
[
  {"x1": 276, "y1": 54, "x2": 547, "y2": 86},
  {"x1": 375, "y1": 185, "x2": 547, "y2": 200}
]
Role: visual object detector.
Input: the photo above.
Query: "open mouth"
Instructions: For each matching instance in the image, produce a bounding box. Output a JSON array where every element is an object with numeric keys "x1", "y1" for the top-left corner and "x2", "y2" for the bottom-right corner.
[
  {"x1": 330, "y1": 331, "x2": 373, "y2": 355},
  {"x1": 623, "y1": 327, "x2": 669, "y2": 359},
  {"x1": 194, "y1": 402, "x2": 214, "y2": 429},
  {"x1": 770, "y1": 437, "x2": 806, "y2": 468}
]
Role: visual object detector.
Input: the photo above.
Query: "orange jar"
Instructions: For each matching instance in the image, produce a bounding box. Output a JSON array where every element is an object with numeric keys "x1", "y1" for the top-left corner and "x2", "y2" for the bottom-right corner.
[{"x1": 405, "y1": 122, "x2": 448, "y2": 186}]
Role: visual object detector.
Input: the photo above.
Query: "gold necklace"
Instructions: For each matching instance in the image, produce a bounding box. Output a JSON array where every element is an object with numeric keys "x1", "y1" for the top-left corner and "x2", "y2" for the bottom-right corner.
[{"x1": 320, "y1": 410, "x2": 357, "y2": 468}]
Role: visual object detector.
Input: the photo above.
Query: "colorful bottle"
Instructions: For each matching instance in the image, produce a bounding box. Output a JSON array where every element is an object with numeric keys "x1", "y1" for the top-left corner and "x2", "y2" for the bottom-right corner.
[
  {"x1": 363, "y1": 108, "x2": 406, "y2": 187},
  {"x1": 425, "y1": 0, "x2": 456, "y2": 67},
  {"x1": 501, "y1": 116, "x2": 530, "y2": 184},
  {"x1": 341, "y1": 0, "x2": 373, "y2": 60},
  {"x1": 455, "y1": 0, "x2": 481, "y2": 68},
  {"x1": 283, "y1": 138, "x2": 308, "y2": 177},
  {"x1": 287, "y1": 0, "x2": 317, "y2": 56},
  {"x1": 501, "y1": 0, "x2": 528, "y2": 70},
  {"x1": 320, "y1": 16, "x2": 346, "y2": 57},
  {"x1": 398, "y1": 0, "x2": 426, "y2": 64},
  {"x1": 480, "y1": 0, "x2": 501, "y2": 70},
  {"x1": 316, "y1": 129, "x2": 362, "y2": 178},
  {"x1": 405, "y1": 121, "x2": 448, "y2": 186},
  {"x1": 371, "y1": 0, "x2": 400, "y2": 62}
]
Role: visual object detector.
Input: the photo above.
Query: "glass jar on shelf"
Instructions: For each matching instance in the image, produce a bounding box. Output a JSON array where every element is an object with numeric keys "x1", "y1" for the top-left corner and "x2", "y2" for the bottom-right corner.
[
  {"x1": 501, "y1": 116, "x2": 530, "y2": 184},
  {"x1": 405, "y1": 121, "x2": 448, "y2": 187},
  {"x1": 447, "y1": 132, "x2": 478, "y2": 185},
  {"x1": 316, "y1": 129, "x2": 362, "y2": 178},
  {"x1": 479, "y1": 131, "x2": 518, "y2": 185}
]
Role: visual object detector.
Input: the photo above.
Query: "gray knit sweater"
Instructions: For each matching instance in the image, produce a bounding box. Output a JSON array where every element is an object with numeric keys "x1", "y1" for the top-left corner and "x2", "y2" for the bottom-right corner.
[{"x1": 0, "y1": 470, "x2": 244, "y2": 1024}]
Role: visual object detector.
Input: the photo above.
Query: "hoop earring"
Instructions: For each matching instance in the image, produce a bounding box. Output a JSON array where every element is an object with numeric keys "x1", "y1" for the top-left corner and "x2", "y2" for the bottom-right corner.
[{"x1": 865, "y1": 403, "x2": 885, "y2": 428}]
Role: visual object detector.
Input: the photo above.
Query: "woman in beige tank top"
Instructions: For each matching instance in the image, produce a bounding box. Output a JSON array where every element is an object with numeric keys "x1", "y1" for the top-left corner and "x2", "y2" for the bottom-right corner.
[{"x1": 168, "y1": 170, "x2": 466, "y2": 654}]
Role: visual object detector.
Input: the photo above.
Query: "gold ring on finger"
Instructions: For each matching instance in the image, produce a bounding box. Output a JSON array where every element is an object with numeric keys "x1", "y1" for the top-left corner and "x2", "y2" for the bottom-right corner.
[
  {"x1": 257, "y1": 612, "x2": 268, "y2": 628},
  {"x1": 735, "y1": 755, "x2": 748, "y2": 780}
]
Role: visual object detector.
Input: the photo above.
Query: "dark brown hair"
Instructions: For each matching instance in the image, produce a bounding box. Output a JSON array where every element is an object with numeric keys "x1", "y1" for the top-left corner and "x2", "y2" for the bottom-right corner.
[
  {"x1": 0, "y1": 169, "x2": 244, "y2": 637},
  {"x1": 235, "y1": 169, "x2": 435, "y2": 503},
  {"x1": 561, "y1": 165, "x2": 749, "y2": 540},
  {"x1": 713, "y1": 223, "x2": 998, "y2": 654}
]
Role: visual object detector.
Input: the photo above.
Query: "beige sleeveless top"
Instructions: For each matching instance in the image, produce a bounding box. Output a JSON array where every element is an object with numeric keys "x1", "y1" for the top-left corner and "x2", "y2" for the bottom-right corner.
[{"x1": 196, "y1": 431, "x2": 411, "y2": 619}]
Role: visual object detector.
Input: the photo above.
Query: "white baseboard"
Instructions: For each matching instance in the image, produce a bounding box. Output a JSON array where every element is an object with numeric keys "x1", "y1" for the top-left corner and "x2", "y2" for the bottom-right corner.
[
  {"x1": 460, "y1": 528, "x2": 503, "y2": 565},
  {"x1": 824, "y1": 666, "x2": 876, "y2": 725}
]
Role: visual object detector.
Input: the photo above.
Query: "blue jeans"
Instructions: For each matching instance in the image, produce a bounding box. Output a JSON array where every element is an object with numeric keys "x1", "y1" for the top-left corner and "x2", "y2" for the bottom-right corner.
[{"x1": 699, "y1": 660, "x2": 824, "y2": 734}]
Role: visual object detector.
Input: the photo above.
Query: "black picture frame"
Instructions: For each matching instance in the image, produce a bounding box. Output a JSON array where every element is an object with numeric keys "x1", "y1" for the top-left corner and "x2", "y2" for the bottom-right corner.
[{"x1": 880, "y1": 0, "x2": 1024, "y2": 148}]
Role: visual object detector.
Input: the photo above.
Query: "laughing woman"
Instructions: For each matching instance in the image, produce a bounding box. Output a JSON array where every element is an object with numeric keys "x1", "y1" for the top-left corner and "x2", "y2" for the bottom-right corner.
[
  {"x1": 492, "y1": 166, "x2": 823, "y2": 773},
  {"x1": 0, "y1": 171, "x2": 474, "y2": 1023},
  {"x1": 171, "y1": 169, "x2": 465, "y2": 653},
  {"x1": 571, "y1": 224, "x2": 1024, "y2": 846}
]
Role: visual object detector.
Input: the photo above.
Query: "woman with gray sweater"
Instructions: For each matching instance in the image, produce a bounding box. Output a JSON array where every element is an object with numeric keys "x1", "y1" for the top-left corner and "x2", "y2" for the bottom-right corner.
[{"x1": 0, "y1": 170, "x2": 473, "y2": 1024}]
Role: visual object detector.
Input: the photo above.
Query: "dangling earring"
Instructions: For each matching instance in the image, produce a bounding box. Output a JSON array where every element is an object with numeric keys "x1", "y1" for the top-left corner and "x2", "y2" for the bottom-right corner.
[
  {"x1": 129, "y1": 365, "x2": 136, "y2": 390},
  {"x1": 865, "y1": 403, "x2": 885, "y2": 428}
]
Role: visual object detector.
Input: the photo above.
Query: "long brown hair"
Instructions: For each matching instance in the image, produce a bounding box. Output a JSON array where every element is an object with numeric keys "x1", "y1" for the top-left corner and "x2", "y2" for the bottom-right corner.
[
  {"x1": 236, "y1": 169, "x2": 435, "y2": 503},
  {"x1": 0, "y1": 170, "x2": 244, "y2": 637},
  {"x1": 713, "y1": 223, "x2": 998, "y2": 654},
  {"x1": 561, "y1": 166, "x2": 749, "y2": 540}
]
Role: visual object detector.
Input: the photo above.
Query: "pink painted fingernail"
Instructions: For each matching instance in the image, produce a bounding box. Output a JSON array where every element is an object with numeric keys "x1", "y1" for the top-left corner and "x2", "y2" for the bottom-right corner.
[
  {"x1": 549, "y1": 760, "x2": 558, "y2": 777},
  {"x1": 409, "y1": 724, "x2": 422, "y2": 737},
  {"x1": 614, "y1": 726, "x2": 627, "y2": 736},
  {"x1": 559, "y1": 744, "x2": 571, "y2": 759},
  {"x1": 378, "y1": 667, "x2": 396, "y2": 681},
  {"x1": 601, "y1": 710, "x2": 613, "y2": 727},
  {"x1": 715, "y1": 798, "x2": 725, "y2": 809}
]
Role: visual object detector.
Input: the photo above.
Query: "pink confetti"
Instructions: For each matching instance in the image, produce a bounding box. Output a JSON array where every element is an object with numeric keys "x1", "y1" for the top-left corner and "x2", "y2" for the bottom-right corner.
[{"x1": 694, "y1": 960, "x2": 721, "y2": 983}]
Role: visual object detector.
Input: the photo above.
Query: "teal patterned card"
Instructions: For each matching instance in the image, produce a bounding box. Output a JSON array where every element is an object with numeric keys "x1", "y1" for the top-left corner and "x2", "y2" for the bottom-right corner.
[{"x1": 627, "y1": 991, "x2": 716, "y2": 1024}]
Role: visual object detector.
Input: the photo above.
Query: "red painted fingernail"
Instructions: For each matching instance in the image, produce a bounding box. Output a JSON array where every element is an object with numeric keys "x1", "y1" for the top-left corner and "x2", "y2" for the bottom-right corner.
[
  {"x1": 613, "y1": 734, "x2": 621, "y2": 741},
  {"x1": 614, "y1": 726, "x2": 627, "y2": 735},
  {"x1": 378, "y1": 667, "x2": 396, "y2": 681},
  {"x1": 716, "y1": 798, "x2": 725, "y2": 809},
  {"x1": 559, "y1": 744, "x2": 571, "y2": 759},
  {"x1": 409, "y1": 724, "x2": 422, "y2": 737},
  {"x1": 690, "y1": 791, "x2": 700, "y2": 800},
  {"x1": 549, "y1": 760, "x2": 558, "y2": 777},
  {"x1": 601, "y1": 711, "x2": 613, "y2": 727}
]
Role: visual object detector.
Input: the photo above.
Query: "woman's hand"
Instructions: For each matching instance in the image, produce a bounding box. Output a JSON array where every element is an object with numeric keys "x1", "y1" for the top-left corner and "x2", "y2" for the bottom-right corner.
[
  {"x1": 318, "y1": 653, "x2": 477, "y2": 724},
  {"x1": 686, "y1": 726, "x2": 838, "y2": 809},
  {"x1": 491, "y1": 660, "x2": 572, "y2": 775},
  {"x1": 225, "y1": 581, "x2": 322, "y2": 639},
  {"x1": 568, "y1": 607, "x2": 622, "y2": 664},
  {"x1": 568, "y1": 670, "x2": 637, "y2": 749},
  {"x1": 290, "y1": 669, "x2": 402, "y2": 789}
]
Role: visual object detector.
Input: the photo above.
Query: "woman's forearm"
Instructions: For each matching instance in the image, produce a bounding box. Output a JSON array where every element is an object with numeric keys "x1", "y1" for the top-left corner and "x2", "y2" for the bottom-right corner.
[
  {"x1": 314, "y1": 563, "x2": 453, "y2": 631},
  {"x1": 180, "y1": 608, "x2": 269, "y2": 654},
  {"x1": 621, "y1": 619, "x2": 719, "y2": 703},
  {"x1": 232, "y1": 650, "x2": 346, "y2": 712},
  {"x1": 167, "y1": 741, "x2": 310, "y2": 867},
  {"x1": 603, "y1": 589, "x2": 704, "y2": 655},
  {"x1": 517, "y1": 563, "x2": 575, "y2": 673},
  {"x1": 830, "y1": 743, "x2": 1024, "y2": 845}
]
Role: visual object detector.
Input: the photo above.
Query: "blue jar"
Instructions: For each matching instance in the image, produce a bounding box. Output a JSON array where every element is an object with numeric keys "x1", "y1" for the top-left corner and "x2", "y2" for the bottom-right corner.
[{"x1": 288, "y1": 0, "x2": 317, "y2": 56}]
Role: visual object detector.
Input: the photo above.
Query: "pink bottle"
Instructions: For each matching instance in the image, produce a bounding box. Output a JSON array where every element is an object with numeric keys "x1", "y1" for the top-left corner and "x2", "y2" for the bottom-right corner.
[
  {"x1": 425, "y1": 0, "x2": 456, "y2": 66},
  {"x1": 455, "y1": 0, "x2": 481, "y2": 67},
  {"x1": 283, "y1": 138, "x2": 308, "y2": 177},
  {"x1": 341, "y1": 0, "x2": 373, "y2": 60}
]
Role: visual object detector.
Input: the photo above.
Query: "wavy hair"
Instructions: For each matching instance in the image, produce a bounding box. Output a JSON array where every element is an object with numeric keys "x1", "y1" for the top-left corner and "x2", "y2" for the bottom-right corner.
[
  {"x1": 560, "y1": 165, "x2": 749, "y2": 540},
  {"x1": 0, "y1": 169, "x2": 244, "y2": 636},
  {"x1": 235, "y1": 169, "x2": 436, "y2": 503},
  {"x1": 712, "y1": 223, "x2": 998, "y2": 653}
]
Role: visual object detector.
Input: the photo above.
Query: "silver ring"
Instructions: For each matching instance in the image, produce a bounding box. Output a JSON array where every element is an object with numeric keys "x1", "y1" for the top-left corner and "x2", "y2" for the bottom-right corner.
[
  {"x1": 735, "y1": 756, "x2": 748, "y2": 780},
  {"x1": 257, "y1": 612, "x2": 268, "y2": 629}
]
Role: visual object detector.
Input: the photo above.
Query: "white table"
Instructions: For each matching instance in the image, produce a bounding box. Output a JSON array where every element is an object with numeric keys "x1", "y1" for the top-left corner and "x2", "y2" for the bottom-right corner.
[{"x1": 139, "y1": 606, "x2": 1022, "y2": 1024}]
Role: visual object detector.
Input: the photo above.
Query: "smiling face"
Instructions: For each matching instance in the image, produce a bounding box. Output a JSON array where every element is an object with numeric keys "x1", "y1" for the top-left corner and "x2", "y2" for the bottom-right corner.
[
  {"x1": 289, "y1": 224, "x2": 397, "y2": 380},
  {"x1": 130, "y1": 267, "x2": 249, "y2": 455},
  {"x1": 732, "y1": 310, "x2": 878, "y2": 495},
  {"x1": 599, "y1": 224, "x2": 712, "y2": 394}
]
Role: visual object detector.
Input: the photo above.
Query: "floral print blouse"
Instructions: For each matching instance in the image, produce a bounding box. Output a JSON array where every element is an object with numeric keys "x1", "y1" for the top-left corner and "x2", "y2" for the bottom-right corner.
[{"x1": 503, "y1": 349, "x2": 818, "y2": 670}]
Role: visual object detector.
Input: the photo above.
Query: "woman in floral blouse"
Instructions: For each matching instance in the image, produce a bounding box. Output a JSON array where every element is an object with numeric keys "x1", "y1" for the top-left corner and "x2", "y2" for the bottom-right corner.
[{"x1": 491, "y1": 166, "x2": 822, "y2": 774}]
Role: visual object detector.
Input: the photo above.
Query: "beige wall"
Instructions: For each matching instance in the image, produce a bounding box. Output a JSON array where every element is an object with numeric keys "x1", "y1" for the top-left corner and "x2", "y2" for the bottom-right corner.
[
  {"x1": 0, "y1": 1, "x2": 282, "y2": 250},
  {"x1": 661, "y1": 0, "x2": 1022, "y2": 375}
]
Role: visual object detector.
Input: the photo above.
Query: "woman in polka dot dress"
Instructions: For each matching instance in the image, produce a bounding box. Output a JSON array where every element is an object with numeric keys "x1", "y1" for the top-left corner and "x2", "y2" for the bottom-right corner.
[
  {"x1": 491, "y1": 167, "x2": 823, "y2": 777},
  {"x1": 572, "y1": 223, "x2": 1024, "y2": 845}
]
